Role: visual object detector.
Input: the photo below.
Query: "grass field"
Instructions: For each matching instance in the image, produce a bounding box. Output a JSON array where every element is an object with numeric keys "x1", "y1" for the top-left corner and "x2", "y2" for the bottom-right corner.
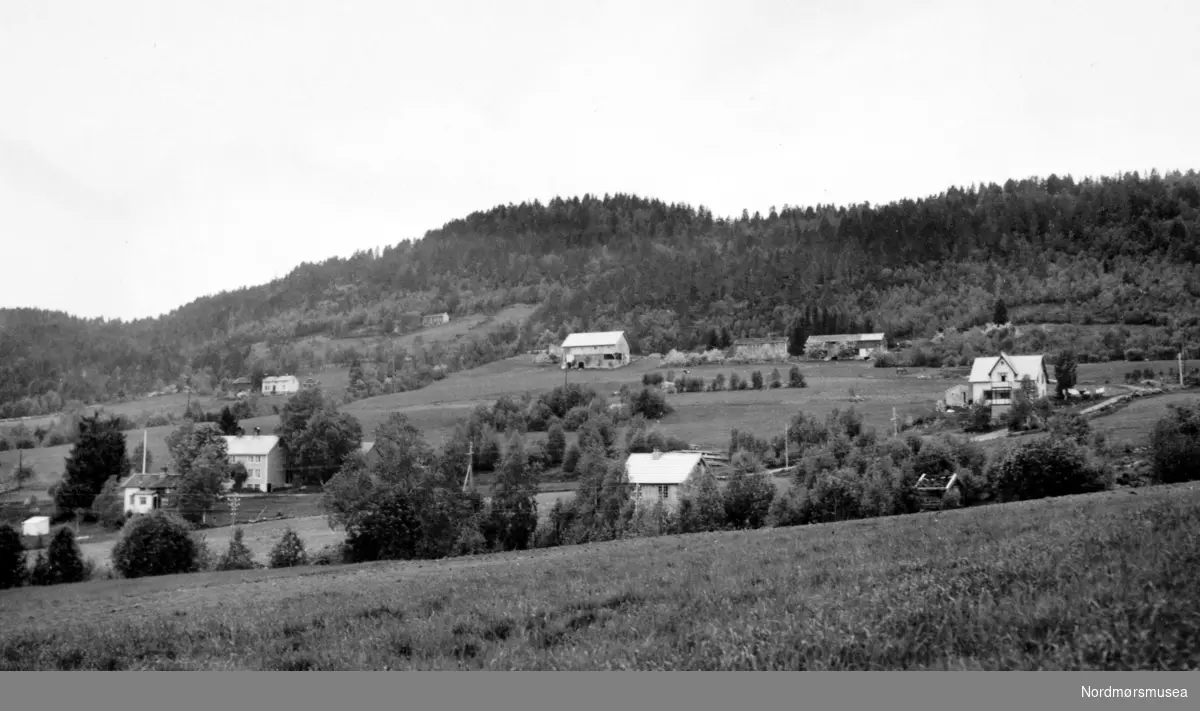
[
  {"x1": 3, "y1": 357, "x2": 1192, "y2": 499},
  {"x1": 2, "y1": 483, "x2": 1198, "y2": 670}
]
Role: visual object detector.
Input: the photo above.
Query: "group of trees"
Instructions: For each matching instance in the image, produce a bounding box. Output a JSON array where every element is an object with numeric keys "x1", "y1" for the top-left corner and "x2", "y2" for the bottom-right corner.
[{"x1": 6, "y1": 170, "x2": 1200, "y2": 417}]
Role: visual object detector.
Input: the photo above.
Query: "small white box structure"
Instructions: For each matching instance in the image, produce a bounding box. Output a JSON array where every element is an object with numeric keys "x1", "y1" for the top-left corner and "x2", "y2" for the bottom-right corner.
[{"x1": 22, "y1": 515, "x2": 50, "y2": 537}]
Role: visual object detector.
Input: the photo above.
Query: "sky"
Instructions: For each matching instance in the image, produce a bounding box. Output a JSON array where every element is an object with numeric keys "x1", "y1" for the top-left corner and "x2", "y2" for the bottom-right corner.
[{"x1": 2, "y1": 0, "x2": 1199, "y2": 322}]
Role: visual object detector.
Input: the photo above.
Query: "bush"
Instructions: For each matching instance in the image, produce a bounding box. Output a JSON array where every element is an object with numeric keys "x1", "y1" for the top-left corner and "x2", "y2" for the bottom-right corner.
[
  {"x1": 941, "y1": 486, "x2": 963, "y2": 510},
  {"x1": 1124, "y1": 348, "x2": 1146, "y2": 362},
  {"x1": 1048, "y1": 412, "x2": 1091, "y2": 445},
  {"x1": 111, "y1": 511, "x2": 199, "y2": 579},
  {"x1": 216, "y1": 527, "x2": 259, "y2": 571},
  {"x1": 728, "y1": 373, "x2": 743, "y2": 391},
  {"x1": 1148, "y1": 404, "x2": 1200, "y2": 484},
  {"x1": 711, "y1": 373, "x2": 726, "y2": 391},
  {"x1": 310, "y1": 542, "x2": 350, "y2": 566},
  {"x1": 769, "y1": 368, "x2": 782, "y2": 389},
  {"x1": 992, "y1": 437, "x2": 1110, "y2": 502},
  {"x1": 0, "y1": 523, "x2": 26, "y2": 589},
  {"x1": 963, "y1": 403, "x2": 993, "y2": 433},
  {"x1": 562, "y1": 444, "x2": 582, "y2": 475},
  {"x1": 873, "y1": 353, "x2": 897, "y2": 368},
  {"x1": 562, "y1": 406, "x2": 591, "y2": 432},
  {"x1": 37, "y1": 526, "x2": 88, "y2": 585},
  {"x1": 642, "y1": 372, "x2": 665, "y2": 387},
  {"x1": 629, "y1": 388, "x2": 672, "y2": 420},
  {"x1": 751, "y1": 371, "x2": 764, "y2": 390},
  {"x1": 90, "y1": 476, "x2": 127, "y2": 530},
  {"x1": 788, "y1": 366, "x2": 806, "y2": 388},
  {"x1": 723, "y1": 469, "x2": 776, "y2": 529}
]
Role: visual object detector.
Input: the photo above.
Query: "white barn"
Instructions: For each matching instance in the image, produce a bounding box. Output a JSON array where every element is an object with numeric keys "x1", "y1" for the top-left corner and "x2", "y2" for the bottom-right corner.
[
  {"x1": 624, "y1": 451, "x2": 708, "y2": 510},
  {"x1": 21, "y1": 516, "x2": 49, "y2": 537},
  {"x1": 261, "y1": 375, "x2": 300, "y2": 395},
  {"x1": 560, "y1": 331, "x2": 631, "y2": 369},
  {"x1": 968, "y1": 353, "x2": 1050, "y2": 414}
]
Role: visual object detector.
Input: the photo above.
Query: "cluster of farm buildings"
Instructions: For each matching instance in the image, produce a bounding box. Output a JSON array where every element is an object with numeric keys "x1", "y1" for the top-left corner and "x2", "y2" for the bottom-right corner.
[{"x1": 70, "y1": 324, "x2": 1056, "y2": 530}]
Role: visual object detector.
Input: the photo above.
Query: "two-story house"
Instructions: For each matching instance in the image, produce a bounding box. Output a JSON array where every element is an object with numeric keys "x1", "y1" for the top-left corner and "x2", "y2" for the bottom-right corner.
[
  {"x1": 968, "y1": 353, "x2": 1050, "y2": 415},
  {"x1": 223, "y1": 430, "x2": 288, "y2": 492}
]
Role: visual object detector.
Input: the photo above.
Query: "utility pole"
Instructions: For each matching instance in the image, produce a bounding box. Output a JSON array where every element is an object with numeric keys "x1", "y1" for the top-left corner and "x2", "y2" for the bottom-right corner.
[
  {"x1": 1179, "y1": 349, "x2": 1185, "y2": 387},
  {"x1": 784, "y1": 423, "x2": 789, "y2": 470},
  {"x1": 142, "y1": 429, "x2": 148, "y2": 475},
  {"x1": 462, "y1": 441, "x2": 474, "y2": 493},
  {"x1": 891, "y1": 407, "x2": 899, "y2": 438}
]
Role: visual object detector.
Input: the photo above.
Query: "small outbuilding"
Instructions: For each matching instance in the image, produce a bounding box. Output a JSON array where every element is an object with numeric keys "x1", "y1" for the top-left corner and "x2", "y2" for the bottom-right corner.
[{"x1": 22, "y1": 515, "x2": 50, "y2": 537}]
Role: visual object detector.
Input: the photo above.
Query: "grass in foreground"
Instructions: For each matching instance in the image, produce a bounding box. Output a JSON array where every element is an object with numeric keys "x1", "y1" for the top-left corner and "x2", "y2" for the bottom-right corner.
[{"x1": 2, "y1": 484, "x2": 1199, "y2": 670}]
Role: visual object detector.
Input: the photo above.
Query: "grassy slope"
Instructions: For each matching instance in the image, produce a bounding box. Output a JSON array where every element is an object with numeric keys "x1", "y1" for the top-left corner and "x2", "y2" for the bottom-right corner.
[
  {"x1": 2, "y1": 358, "x2": 1191, "y2": 499},
  {"x1": 2, "y1": 483, "x2": 1198, "y2": 670}
]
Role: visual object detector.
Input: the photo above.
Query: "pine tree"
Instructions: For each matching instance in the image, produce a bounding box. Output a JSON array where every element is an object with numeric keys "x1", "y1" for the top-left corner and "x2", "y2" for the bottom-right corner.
[
  {"x1": 217, "y1": 527, "x2": 258, "y2": 571},
  {"x1": 0, "y1": 523, "x2": 26, "y2": 589},
  {"x1": 268, "y1": 527, "x2": 308, "y2": 568},
  {"x1": 546, "y1": 423, "x2": 566, "y2": 467},
  {"x1": 56, "y1": 414, "x2": 131, "y2": 516},
  {"x1": 993, "y1": 298, "x2": 1008, "y2": 325},
  {"x1": 45, "y1": 526, "x2": 87, "y2": 584}
]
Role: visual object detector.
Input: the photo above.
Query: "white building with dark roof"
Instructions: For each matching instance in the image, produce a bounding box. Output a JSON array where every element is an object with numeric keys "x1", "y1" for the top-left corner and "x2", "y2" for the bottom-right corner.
[
  {"x1": 560, "y1": 331, "x2": 630, "y2": 369},
  {"x1": 968, "y1": 353, "x2": 1050, "y2": 414}
]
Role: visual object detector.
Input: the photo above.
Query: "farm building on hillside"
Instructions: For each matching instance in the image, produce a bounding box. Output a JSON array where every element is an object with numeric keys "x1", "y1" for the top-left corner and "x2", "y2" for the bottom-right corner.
[
  {"x1": 422, "y1": 312, "x2": 451, "y2": 328},
  {"x1": 120, "y1": 473, "x2": 181, "y2": 515},
  {"x1": 727, "y1": 337, "x2": 789, "y2": 361},
  {"x1": 560, "y1": 331, "x2": 631, "y2": 369},
  {"x1": 968, "y1": 353, "x2": 1050, "y2": 415},
  {"x1": 223, "y1": 431, "x2": 288, "y2": 492},
  {"x1": 624, "y1": 450, "x2": 708, "y2": 510},
  {"x1": 261, "y1": 375, "x2": 300, "y2": 395},
  {"x1": 804, "y1": 333, "x2": 889, "y2": 360}
]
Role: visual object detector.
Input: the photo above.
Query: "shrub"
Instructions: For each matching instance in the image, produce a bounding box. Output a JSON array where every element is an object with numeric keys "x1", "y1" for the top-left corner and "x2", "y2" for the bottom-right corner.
[
  {"x1": 562, "y1": 406, "x2": 591, "y2": 432},
  {"x1": 941, "y1": 486, "x2": 963, "y2": 510},
  {"x1": 545, "y1": 423, "x2": 567, "y2": 467},
  {"x1": 630, "y1": 388, "x2": 672, "y2": 420},
  {"x1": 39, "y1": 526, "x2": 88, "y2": 585},
  {"x1": 963, "y1": 403, "x2": 993, "y2": 433},
  {"x1": 216, "y1": 527, "x2": 258, "y2": 571},
  {"x1": 751, "y1": 371, "x2": 764, "y2": 390},
  {"x1": 769, "y1": 368, "x2": 782, "y2": 388},
  {"x1": 766, "y1": 487, "x2": 807, "y2": 527},
  {"x1": 873, "y1": 353, "x2": 897, "y2": 368},
  {"x1": 1124, "y1": 348, "x2": 1146, "y2": 362},
  {"x1": 642, "y1": 372, "x2": 665, "y2": 387},
  {"x1": 111, "y1": 511, "x2": 199, "y2": 579},
  {"x1": 728, "y1": 373, "x2": 743, "y2": 391},
  {"x1": 29, "y1": 551, "x2": 52, "y2": 586},
  {"x1": 788, "y1": 366, "x2": 806, "y2": 388},
  {"x1": 723, "y1": 468, "x2": 777, "y2": 529},
  {"x1": 90, "y1": 476, "x2": 127, "y2": 530},
  {"x1": 562, "y1": 444, "x2": 582, "y2": 474},
  {"x1": 992, "y1": 437, "x2": 1110, "y2": 503},
  {"x1": 0, "y1": 523, "x2": 27, "y2": 589},
  {"x1": 310, "y1": 542, "x2": 350, "y2": 566},
  {"x1": 711, "y1": 373, "x2": 726, "y2": 391},
  {"x1": 1148, "y1": 404, "x2": 1200, "y2": 484},
  {"x1": 1048, "y1": 412, "x2": 1091, "y2": 445}
]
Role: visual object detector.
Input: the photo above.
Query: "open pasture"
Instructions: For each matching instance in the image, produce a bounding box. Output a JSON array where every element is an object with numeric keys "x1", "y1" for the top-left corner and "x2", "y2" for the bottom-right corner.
[{"x1": 2, "y1": 483, "x2": 1198, "y2": 669}]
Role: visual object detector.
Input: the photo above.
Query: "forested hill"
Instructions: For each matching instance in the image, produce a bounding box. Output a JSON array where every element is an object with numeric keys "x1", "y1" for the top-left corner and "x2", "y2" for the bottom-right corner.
[{"x1": 3, "y1": 169, "x2": 1200, "y2": 417}]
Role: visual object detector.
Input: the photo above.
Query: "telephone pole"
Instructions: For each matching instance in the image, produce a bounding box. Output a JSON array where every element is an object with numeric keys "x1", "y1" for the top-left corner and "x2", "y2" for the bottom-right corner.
[
  {"x1": 1179, "y1": 349, "x2": 1186, "y2": 387},
  {"x1": 462, "y1": 441, "x2": 474, "y2": 493},
  {"x1": 784, "y1": 423, "x2": 790, "y2": 470}
]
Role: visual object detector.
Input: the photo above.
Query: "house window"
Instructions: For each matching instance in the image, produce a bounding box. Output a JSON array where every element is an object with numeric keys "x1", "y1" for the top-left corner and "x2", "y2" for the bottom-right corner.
[
  {"x1": 1000, "y1": 374, "x2": 1007, "y2": 382},
  {"x1": 139, "y1": 496, "x2": 147, "y2": 506},
  {"x1": 657, "y1": 485, "x2": 670, "y2": 501}
]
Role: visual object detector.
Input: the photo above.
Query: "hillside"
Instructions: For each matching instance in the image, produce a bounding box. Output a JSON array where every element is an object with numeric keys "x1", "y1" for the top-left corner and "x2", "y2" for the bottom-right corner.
[
  {"x1": 4, "y1": 169, "x2": 1200, "y2": 419},
  {"x1": 1, "y1": 484, "x2": 1197, "y2": 670}
]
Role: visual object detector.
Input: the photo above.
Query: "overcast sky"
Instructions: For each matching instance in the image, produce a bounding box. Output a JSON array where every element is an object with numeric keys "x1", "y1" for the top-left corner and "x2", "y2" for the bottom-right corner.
[{"x1": 2, "y1": 0, "x2": 1198, "y2": 322}]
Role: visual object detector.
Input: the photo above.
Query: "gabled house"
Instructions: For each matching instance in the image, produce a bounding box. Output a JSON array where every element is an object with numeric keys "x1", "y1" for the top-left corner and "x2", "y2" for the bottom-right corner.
[
  {"x1": 560, "y1": 331, "x2": 631, "y2": 369},
  {"x1": 120, "y1": 472, "x2": 182, "y2": 515},
  {"x1": 726, "y1": 336, "x2": 789, "y2": 361},
  {"x1": 261, "y1": 375, "x2": 300, "y2": 395},
  {"x1": 968, "y1": 353, "x2": 1050, "y2": 414},
  {"x1": 223, "y1": 431, "x2": 288, "y2": 492},
  {"x1": 624, "y1": 450, "x2": 708, "y2": 509}
]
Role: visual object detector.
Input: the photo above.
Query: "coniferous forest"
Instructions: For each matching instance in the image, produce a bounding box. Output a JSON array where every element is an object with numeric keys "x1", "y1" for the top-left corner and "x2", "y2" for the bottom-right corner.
[{"x1": 3, "y1": 169, "x2": 1200, "y2": 418}]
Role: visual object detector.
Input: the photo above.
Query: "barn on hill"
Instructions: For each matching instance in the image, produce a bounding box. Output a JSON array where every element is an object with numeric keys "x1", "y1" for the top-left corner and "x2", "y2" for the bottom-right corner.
[
  {"x1": 560, "y1": 331, "x2": 630, "y2": 369},
  {"x1": 726, "y1": 336, "x2": 789, "y2": 361},
  {"x1": 804, "y1": 333, "x2": 889, "y2": 360}
]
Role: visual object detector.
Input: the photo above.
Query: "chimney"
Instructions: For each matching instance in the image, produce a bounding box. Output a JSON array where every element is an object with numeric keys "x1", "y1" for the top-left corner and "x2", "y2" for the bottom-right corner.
[{"x1": 652, "y1": 448, "x2": 661, "y2": 460}]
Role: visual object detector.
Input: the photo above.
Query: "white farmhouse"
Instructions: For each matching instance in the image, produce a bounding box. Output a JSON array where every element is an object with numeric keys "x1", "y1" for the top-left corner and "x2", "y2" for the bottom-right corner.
[
  {"x1": 223, "y1": 431, "x2": 289, "y2": 492},
  {"x1": 261, "y1": 375, "x2": 300, "y2": 395},
  {"x1": 968, "y1": 353, "x2": 1050, "y2": 414},
  {"x1": 560, "y1": 331, "x2": 631, "y2": 369},
  {"x1": 120, "y1": 473, "x2": 181, "y2": 515},
  {"x1": 624, "y1": 450, "x2": 708, "y2": 510}
]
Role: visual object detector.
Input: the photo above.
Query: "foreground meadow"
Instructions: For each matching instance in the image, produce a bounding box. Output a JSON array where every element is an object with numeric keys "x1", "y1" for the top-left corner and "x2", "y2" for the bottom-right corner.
[{"x1": 2, "y1": 483, "x2": 1197, "y2": 670}]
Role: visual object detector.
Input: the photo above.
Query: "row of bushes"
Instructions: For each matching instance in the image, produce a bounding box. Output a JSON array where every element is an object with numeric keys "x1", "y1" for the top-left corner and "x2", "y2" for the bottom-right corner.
[
  {"x1": 0, "y1": 515, "x2": 318, "y2": 589},
  {"x1": 642, "y1": 366, "x2": 807, "y2": 391}
]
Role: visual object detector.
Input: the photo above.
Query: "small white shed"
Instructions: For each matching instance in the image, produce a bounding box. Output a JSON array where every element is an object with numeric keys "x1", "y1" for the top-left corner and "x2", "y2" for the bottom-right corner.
[{"x1": 22, "y1": 515, "x2": 50, "y2": 537}]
